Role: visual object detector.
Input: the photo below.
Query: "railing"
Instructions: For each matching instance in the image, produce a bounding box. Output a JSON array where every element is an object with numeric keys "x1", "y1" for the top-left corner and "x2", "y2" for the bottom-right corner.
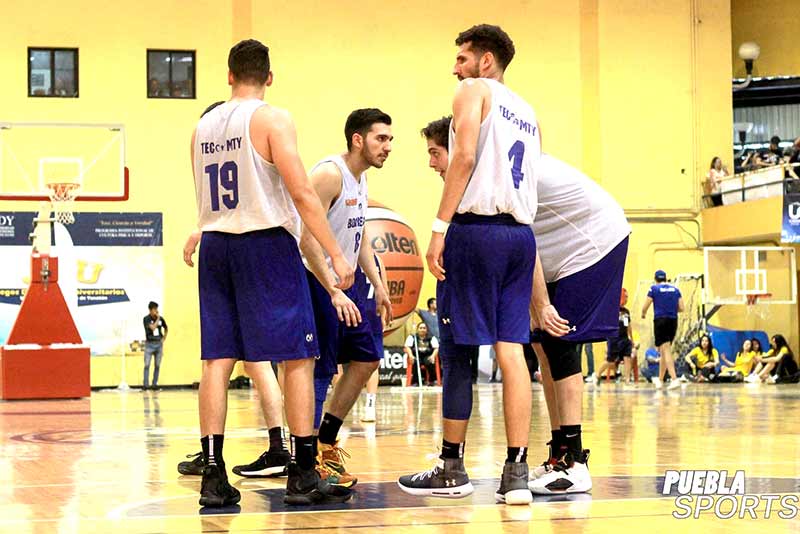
[{"x1": 702, "y1": 163, "x2": 799, "y2": 207}]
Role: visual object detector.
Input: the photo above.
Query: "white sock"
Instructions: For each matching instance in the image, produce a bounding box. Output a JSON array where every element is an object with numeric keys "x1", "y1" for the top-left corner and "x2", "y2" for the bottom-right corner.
[{"x1": 365, "y1": 393, "x2": 376, "y2": 408}]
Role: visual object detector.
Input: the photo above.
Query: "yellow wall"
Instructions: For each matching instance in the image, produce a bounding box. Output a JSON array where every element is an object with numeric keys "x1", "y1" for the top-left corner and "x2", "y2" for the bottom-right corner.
[
  {"x1": 0, "y1": 0, "x2": 734, "y2": 385},
  {"x1": 731, "y1": 0, "x2": 800, "y2": 77}
]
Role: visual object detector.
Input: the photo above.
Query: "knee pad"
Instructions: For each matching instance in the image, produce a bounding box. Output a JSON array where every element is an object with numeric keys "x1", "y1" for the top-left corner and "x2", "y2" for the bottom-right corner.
[
  {"x1": 540, "y1": 337, "x2": 582, "y2": 381},
  {"x1": 440, "y1": 342, "x2": 474, "y2": 420},
  {"x1": 313, "y1": 375, "x2": 332, "y2": 429}
]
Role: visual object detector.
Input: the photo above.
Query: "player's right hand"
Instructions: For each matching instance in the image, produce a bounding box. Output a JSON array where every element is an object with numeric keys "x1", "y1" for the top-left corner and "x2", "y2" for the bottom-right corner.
[
  {"x1": 539, "y1": 304, "x2": 571, "y2": 337},
  {"x1": 331, "y1": 289, "x2": 361, "y2": 327},
  {"x1": 183, "y1": 230, "x2": 201, "y2": 267},
  {"x1": 331, "y1": 255, "x2": 354, "y2": 290}
]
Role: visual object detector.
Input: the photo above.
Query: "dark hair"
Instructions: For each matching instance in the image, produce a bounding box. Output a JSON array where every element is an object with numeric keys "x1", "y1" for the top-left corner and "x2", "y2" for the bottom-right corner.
[
  {"x1": 709, "y1": 156, "x2": 721, "y2": 169},
  {"x1": 148, "y1": 301, "x2": 158, "y2": 310},
  {"x1": 427, "y1": 297, "x2": 436, "y2": 308},
  {"x1": 344, "y1": 108, "x2": 392, "y2": 151},
  {"x1": 772, "y1": 334, "x2": 793, "y2": 357},
  {"x1": 699, "y1": 334, "x2": 714, "y2": 356},
  {"x1": 201, "y1": 101, "x2": 225, "y2": 118},
  {"x1": 455, "y1": 24, "x2": 515, "y2": 70},
  {"x1": 751, "y1": 337, "x2": 762, "y2": 353},
  {"x1": 421, "y1": 116, "x2": 451, "y2": 151},
  {"x1": 228, "y1": 39, "x2": 270, "y2": 85},
  {"x1": 770, "y1": 135, "x2": 781, "y2": 145}
]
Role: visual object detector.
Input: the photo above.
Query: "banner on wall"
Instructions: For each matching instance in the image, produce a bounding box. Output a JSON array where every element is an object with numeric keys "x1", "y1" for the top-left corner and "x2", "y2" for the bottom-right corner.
[
  {"x1": 378, "y1": 346, "x2": 407, "y2": 385},
  {"x1": 0, "y1": 212, "x2": 164, "y2": 356},
  {"x1": 781, "y1": 191, "x2": 800, "y2": 243}
]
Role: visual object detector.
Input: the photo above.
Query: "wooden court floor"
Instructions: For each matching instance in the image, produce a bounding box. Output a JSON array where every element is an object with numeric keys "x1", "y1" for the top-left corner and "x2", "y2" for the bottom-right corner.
[{"x1": 1, "y1": 381, "x2": 798, "y2": 533}]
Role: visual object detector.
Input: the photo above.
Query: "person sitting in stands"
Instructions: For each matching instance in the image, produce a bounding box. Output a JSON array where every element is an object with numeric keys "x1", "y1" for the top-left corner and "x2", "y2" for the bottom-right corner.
[
  {"x1": 745, "y1": 334, "x2": 795, "y2": 383},
  {"x1": 685, "y1": 334, "x2": 719, "y2": 382},
  {"x1": 719, "y1": 339, "x2": 756, "y2": 380}
]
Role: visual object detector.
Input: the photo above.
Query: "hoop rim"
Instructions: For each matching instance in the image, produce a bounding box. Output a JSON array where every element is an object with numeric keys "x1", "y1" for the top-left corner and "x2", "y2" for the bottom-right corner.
[
  {"x1": 45, "y1": 182, "x2": 81, "y2": 191},
  {"x1": 745, "y1": 292, "x2": 773, "y2": 305}
]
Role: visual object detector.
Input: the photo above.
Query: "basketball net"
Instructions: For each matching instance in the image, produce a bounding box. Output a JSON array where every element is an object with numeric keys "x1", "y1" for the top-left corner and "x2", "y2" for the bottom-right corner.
[
  {"x1": 46, "y1": 182, "x2": 80, "y2": 225},
  {"x1": 745, "y1": 293, "x2": 772, "y2": 322}
]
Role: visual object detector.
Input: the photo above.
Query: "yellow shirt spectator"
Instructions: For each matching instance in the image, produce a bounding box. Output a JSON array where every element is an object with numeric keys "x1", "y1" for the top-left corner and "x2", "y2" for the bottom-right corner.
[
  {"x1": 729, "y1": 351, "x2": 756, "y2": 375},
  {"x1": 688, "y1": 346, "x2": 719, "y2": 368}
]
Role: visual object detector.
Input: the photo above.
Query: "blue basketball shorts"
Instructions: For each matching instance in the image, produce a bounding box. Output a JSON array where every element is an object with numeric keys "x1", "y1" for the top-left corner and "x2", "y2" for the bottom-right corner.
[
  {"x1": 532, "y1": 236, "x2": 629, "y2": 344},
  {"x1": 307, "y1": 266, "x2": 383, "y2": 380},
  {"x1": 437, "y1": 213, "x2": 536, "y2": 349},
  {"x1": 198, "y1": 228, "x2": 318, "y2": 362}
]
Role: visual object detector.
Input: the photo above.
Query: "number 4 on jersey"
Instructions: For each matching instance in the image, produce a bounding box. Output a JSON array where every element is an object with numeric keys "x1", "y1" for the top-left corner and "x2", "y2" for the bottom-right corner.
[{"x1": 508, "y1": 140, "x2": 525, "y2": 189}]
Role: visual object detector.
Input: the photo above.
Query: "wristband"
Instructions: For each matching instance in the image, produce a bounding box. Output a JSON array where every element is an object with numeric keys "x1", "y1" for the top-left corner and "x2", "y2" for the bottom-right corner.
[{"x1": 432, "y1": 218, "x2": 450, "y2": 234}]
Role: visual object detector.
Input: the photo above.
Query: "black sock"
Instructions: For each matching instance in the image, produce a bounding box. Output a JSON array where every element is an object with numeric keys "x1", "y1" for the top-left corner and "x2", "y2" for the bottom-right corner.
[
  {"x1": 268, "y1": 426, "x2": 286, "y2": 452},
  {"x1": 201, "y1": 434, "x2": 225, "y2": 467},
  {"x1": 312, "y1": 435, "x2": 318, "y2": 460},
  {"x1": 317, "y1": 413, "x2": 343, "y2": 446},
  {"x1": 440, "y1": 439, "x2": 463, "y2": 460},
  {"x1": 290, "y1": 434, "x2": 315, "y2": 470},
  {"x1": 561, "y1": 424, "x2": 582, "y2": 457},
  {"x1": 550, "y1": 429, "x2": 566, "y2": 459},
  {"x1": 506, "y1": 446, "x2": 528, "y2": 463}
]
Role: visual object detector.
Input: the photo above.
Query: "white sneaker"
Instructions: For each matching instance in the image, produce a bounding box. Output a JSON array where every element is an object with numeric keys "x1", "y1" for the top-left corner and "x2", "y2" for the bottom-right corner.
[
  {"x1": 652, "y1": 377, "x2": 663, "y2": 389},
  {"x1": 529, "y1": 450, "x2": 592, "y2": 494},
  {"x1": 362, "y1": 405, "x2": 376, "y2": 422},
  {"x1": 767, "y1": 375, "x2": 777, "y2": 384},
  {"x1": 584, "y1": 373, "x2": 596, "y2": 383},
  {"x1": 667, "y1": 379, "x2": 681, "y2": 390},
  {"x1": 679, "y1": 375, "x2": 689, "y2": 383}
]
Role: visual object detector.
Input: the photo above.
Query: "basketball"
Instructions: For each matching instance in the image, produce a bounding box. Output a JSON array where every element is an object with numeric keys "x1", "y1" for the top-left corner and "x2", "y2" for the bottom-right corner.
[{"x1": 365, "y1": 200, "x2": 423, "y2": 335}]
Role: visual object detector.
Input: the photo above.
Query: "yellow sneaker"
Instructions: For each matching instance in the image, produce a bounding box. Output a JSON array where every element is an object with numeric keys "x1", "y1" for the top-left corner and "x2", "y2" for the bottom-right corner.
[{"x1": 318, "y1": 441, "x2": 357, "y2": 488}]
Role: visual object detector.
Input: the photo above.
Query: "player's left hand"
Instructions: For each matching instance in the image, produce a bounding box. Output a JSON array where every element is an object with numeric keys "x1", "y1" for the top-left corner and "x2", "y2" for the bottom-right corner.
[
  {"x1": 426, "y1": 232, "x2": 446, "y2": 281},
  {"x1": 375, "y1": 286, "x2": 393, "y2": 328},
  {"x1": 183, "y1": 230, "x2": 201, "y2": 267},
  {"x1": 538, "y1": 304, "x2": 571, "y2": 337}
]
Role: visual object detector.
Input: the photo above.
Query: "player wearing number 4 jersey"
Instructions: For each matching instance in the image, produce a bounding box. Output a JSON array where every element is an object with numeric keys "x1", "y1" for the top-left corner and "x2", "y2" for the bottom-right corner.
[
  {"x1": 191, "y1": 39, "x2": 354, "y2": 508},
  {"x1": 398, "y1": 24, "x2": 540, "y2": 506}
]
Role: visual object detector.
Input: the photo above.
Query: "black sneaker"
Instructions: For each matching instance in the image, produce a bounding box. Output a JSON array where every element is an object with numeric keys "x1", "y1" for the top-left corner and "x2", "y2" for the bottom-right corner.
[
  {"x1": 199, "y1": 464, "x2": 241, "y2": 508},
  {"x1": 495, "y1": 461, "x2": 532, "y2": 504},
  {"x1": 284, "y1": 461, "x2": 353, "y2": 505},
  {"x1": 178, "y1": 451, "x2": 205, "y2": 476},
  {"x1": 397, "y1": 457, "x2": 474, "y2": 498},
  {"x1": 232, "y1": 450, "x2": 290, "y2": 478}
]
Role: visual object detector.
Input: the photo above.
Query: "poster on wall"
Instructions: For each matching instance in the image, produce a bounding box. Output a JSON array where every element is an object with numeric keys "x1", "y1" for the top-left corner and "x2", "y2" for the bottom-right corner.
[
  {"x1": 378, "y1": 346, "x2": 407, "y2": 386},
  {"x1": 781, "y1": 191, "x2": 800, "y2": 243},
  {"x1": 0, "y1": 212, "x2": 163, "y2": 356}
]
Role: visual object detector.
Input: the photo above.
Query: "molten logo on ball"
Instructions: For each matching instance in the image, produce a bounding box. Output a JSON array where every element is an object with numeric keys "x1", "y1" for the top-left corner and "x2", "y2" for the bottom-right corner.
[{"x1": 366, "y1": 200, "x2": 423, "y2": 335}]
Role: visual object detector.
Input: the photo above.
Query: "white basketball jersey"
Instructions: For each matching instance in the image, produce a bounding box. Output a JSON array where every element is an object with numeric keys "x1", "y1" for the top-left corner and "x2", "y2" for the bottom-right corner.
[
  {"x1": 533, "y1": 155, "x2": 632, "y2": 282},
  {"x1": 305, "y1": 155, "x2": 368, "y2": 270},
  {"x1": 193, "y1": 99, "x2": 300, "y2": 238},
  {"x1": 451, "y1": 78, "x2": 541, "y2": 224}
]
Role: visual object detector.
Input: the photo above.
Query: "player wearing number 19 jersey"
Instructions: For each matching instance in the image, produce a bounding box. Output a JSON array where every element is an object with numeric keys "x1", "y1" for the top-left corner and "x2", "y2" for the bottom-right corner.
[
  {"x1": 398, "y1": 24, "x2": 539, "y2": 506},
  {"x1": 191, "y1": 39, "x2": 354, "y2": 508}
]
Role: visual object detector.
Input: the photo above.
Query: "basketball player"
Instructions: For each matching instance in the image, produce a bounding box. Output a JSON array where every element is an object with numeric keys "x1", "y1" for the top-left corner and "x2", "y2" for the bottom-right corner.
[
  {"x1": 640, "y1": 270, "x2": 684, "y2": 390},
  {"x1": 398, "y1": 25, "x2": 540, "y2": 506},
  {"x1": 419, "y1": 117, "x2": 631, "y2": 495},
  {"x1": 191, "y1": 40, "x2": 354, "y2": 507},
  {"x1": 594, "y1": 290, "x2": 634, "y2": 386},
  {"x1": 297, "y1": 109, "x2": 393, "y2": 488},
  {"x1": 178, "y1": 100, "x2": 292, "y2": 480}
]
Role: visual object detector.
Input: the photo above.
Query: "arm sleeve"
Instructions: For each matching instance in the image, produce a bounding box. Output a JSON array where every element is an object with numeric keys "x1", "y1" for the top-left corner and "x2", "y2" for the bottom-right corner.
[
  {"x1": 404, "y1": 335, "x2": 414, "y2": 348},
  {"x1": 143, "y1": 316, "x2": 149, "y2": 335},
  {"x1": 161, "y1": 317, "x2": 168, "y2": 330},
  {"x1": 431, "y1": 337, "x2": 439, "y2": 349},
  {"x1": 647, "y1": 286, "x2": 655, "y2": 298}
]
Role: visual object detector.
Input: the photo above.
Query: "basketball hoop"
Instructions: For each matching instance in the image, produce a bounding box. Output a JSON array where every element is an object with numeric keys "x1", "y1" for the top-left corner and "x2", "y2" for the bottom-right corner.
[
  {"x1": 46, "y1": 182, "x2": 80, "y2": 224},
  {"x1": 745, "y1": 292, "x2": 772, "y2": 321}
]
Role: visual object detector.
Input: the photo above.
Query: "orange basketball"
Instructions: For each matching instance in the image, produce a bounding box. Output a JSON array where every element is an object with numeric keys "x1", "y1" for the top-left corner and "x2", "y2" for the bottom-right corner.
[{"x1": 366, "y1": 200, "x2": 423, "y2": 335}]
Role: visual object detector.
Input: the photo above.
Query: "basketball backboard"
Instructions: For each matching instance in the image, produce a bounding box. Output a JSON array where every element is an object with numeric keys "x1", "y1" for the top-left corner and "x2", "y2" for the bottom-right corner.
[
  {"x1": 0, "y1": 122, "x2": 128, "y2": 201},
  {"x1": 704, "y1": 246, "x2": 796, "y2": 305}
]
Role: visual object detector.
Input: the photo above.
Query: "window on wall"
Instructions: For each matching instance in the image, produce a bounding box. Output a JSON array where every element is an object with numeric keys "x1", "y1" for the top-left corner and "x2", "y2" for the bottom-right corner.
[
  {"x1": 147, "y1": 50, "x2": 195, "y2": 99},
  {"x1": 28, "y1": 48, "x2": 79, "y2": 97}
]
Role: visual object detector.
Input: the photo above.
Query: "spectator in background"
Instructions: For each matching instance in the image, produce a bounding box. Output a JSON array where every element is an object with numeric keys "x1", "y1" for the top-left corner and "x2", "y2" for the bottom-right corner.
[
  {"x1": 416, "y1": 297, "x2": 439, "y2": 339},
  {"x1": 757, "y1": 136, "x2": 783, "y2": 168},
  {"x1": 786, "y1": 138, "x2": 800, "y2": 181},
  {"x1": 143, "y1": 301, "x2": 168, "y2": 390},
  {"x1": 148, "y1": 78, "x2": 166, "y2": 97},
  {"x1": 685, "y1": 334, "x2": 719, "y2": 382},
  {"x1": 719, "y1": 338, "x2": 756, "y2": 380},
  {"x1": 640, "y1": 347, "x2": 660, "y2": 382},
  {"x1": 751, "y1": 337, "x2": 764, "y2": 358},
  {"x1": 404, "y1": 322, "x2": 439, "y2": 386},
  {"x1": 746, "y1": 334, "x2": 795, "y2": 383},
  {"x1": 705, "y1": 157, "x2": 728, "y2": 207}
]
